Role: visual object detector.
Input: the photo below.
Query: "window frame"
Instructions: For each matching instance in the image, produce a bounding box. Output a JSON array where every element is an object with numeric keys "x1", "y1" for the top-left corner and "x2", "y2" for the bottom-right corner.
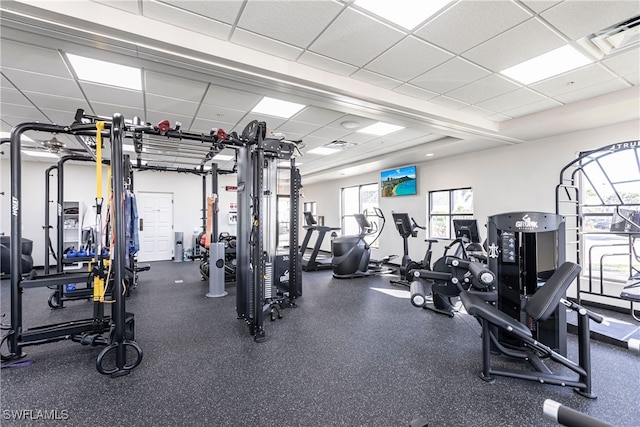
[{"x1": 428, "y1": 187, "x2": 474, "y2": 239}]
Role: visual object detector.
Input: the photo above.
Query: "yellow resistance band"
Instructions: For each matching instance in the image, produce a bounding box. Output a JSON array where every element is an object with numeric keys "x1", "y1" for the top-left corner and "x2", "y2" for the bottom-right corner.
[{"x1": 94, "y1": 122, "x2": 105, "y2": 302}]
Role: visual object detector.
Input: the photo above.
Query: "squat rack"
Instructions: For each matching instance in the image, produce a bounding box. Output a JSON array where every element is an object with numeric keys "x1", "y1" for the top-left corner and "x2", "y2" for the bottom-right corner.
[{"x1": 556, "y1": 140, "x2": 640, "y2": 319}]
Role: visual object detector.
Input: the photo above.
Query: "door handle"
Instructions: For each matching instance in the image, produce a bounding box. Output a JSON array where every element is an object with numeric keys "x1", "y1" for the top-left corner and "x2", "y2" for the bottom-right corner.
[{"x1": 139, "y1": 218, "x2": 143, "y2": 231}]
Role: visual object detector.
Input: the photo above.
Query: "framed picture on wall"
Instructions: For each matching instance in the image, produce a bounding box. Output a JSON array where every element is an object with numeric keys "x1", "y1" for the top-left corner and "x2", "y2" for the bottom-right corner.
[{"x1": 229, "y1": 212, "x2": 237, "y2": 225}]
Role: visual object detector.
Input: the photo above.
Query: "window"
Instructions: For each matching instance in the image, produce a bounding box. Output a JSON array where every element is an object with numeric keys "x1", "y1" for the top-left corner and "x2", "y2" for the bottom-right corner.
[
  {"x1": 303, "y1": 202, "x2": 317, "y2": 221},
  {"x1": 341, "y1": 183, "x2": 379, "y2": 246},
  {"x1": 579, "y1": 148, "x2": 640, "y2": 283},
  {"x1": 429, "y1": 188, "x2": 473, "y2": 239}
]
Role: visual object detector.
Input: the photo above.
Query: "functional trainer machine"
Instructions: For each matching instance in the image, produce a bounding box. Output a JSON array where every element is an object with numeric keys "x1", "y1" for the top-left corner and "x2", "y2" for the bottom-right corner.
[
  {"x1": 3, "y1": 115, "x2": 142, "y2": 377},
  {"x1": 234, "y1": 121, "x2": 302, "y2": 341},
  {"x1": 300, "y1": 211, "x2": 339, "y2": 271}
]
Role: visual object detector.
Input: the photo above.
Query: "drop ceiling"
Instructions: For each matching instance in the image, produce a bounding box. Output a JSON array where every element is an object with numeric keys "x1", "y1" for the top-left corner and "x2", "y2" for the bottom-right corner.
[{"x1": 0, "y1": 0, "x2": 638, "y2": 184}]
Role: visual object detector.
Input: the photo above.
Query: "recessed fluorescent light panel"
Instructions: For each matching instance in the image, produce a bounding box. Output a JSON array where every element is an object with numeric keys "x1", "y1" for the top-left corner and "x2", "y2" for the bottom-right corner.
[
  {"x1": 357, "y1": 122, "x2": 404, "y2": 136},
  {"x1": 22, "y1": 150, "x2": 60, "y2": 159},
  {"x1": 66, "y1": 53, "x2": 142, "y2": 90},
  {"x1": 308, "y1": 147, "x2": 340, "y2": 155},
  {"x1": 354, "y1": 0, "x2": 452, "y2": 30},
  {"x1": 251, "y1": 97, "x2": 306, "y2": 119},
  {"x1": 500, "y1": 45, "x2": 593, "y2": 85},
  {"x1": 212, "y1": 154, "x2": 234, "y2": 162}
]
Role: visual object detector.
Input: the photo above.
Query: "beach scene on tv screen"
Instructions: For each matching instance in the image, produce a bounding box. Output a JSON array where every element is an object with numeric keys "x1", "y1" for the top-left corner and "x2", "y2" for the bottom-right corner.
[{"x1": 381, "y1": 166, "x2": 416, "y2": 197}]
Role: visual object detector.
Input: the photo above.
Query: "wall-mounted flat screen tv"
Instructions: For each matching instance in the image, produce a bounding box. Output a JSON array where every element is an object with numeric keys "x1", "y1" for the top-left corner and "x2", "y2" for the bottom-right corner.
[{"x1": 381, "y1": 165, "x2": 417, "y2": 197}]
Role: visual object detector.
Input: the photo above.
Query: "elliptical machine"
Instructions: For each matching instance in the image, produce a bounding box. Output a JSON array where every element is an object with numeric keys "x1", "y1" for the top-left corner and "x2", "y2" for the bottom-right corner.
[
  {"x1": 332, "y1": 208, "x2": 395, "y2": 279},
  {"x1": 390, "y1": 213, "x2": 438, "y2": 287}
]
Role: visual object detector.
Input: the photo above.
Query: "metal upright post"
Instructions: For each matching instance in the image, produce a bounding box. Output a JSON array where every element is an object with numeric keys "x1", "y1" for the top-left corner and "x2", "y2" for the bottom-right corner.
[
  {"x1": 111, "y1": 114, "x2": 128, "y2": 372},
  {"x1": 211, "y1": 163, "x2": 219, "y2": 243},
  {"x1": 44, "y1": 165, "x2": 57, "y2": 274},
  {"x1": 252, "y1": 130, "x2": 266, "y2": 342},
  {"x1": 289, "y1": 159, "x2": 301, "y2": 299}
]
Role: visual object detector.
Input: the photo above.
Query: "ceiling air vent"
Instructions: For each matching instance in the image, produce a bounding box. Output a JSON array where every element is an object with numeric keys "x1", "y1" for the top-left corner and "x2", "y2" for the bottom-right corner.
[
  {"x1": 577, "y1": 15, "x2": 640, "y2": 59},
  {"x1": 326, "y1": 140, "x2": 357, "y2": 150}
]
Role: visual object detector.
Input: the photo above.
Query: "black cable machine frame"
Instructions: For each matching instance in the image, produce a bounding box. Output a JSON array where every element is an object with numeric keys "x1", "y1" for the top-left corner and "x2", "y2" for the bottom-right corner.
[
  {"x1": 556, "y1": 140, "x2": 640, "y2": 320},
  {"x1": 5, "y1": 115, "x2": 142, "y2": 377},
  {"x1": 235, "y1": 121, "x2": 302, "y2": 342}
]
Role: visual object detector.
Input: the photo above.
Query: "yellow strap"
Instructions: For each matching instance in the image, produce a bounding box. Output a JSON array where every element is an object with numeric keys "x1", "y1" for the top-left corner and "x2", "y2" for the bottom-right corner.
[
  {"x1": 96, "y1": 121, "x2": 105, "y2": 199},
  {"x1": 107, "y1": 166, "x2": 111, "y2": 207}
]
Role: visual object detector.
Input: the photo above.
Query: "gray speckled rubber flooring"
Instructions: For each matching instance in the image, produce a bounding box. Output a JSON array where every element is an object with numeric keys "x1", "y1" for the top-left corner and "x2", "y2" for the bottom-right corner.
[{"x1": 1, "y1": 261, "x2": 639, "y2": 426}]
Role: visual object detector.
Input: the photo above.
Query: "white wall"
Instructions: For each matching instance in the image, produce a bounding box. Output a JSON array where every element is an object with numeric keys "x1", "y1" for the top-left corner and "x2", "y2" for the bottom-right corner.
[
  {"x1": 0, "y1": 159, "x2": 238, "y2": 266},
  {"x1": 301, "y1": 119, "x2": 640, "y2": 263}
]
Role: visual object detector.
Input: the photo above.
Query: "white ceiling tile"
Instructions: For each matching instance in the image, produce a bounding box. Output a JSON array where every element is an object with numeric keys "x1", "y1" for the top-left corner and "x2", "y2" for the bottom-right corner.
[
  {"x1": 143, "y1": 0, "x2": 232, "y2": 40},
  {"x1": 190, "y1": 118, "x2": 237, "y2": 134},
  {"x1": 22, "y1": 91, "x2": 90, "y2": 113},
  {"x1": 476, "y1": 87, "x2": 549, "y2": 112},
  {"x1": 93, "y1": 0, "x2": 140, "y2": 14},
  {"x1": 409, "y1": 57, "x2": 490, "y2": 93},
  {"x1": 485, "y1": 112, "x2": 513, "y2": 122},
  {"x1": 300, "y1": 135, "x2": 332, "y2": 148},
  {"x1": 338, "y1": 132, "x2": 378, "y2": 144},
  {"x1": 0, "y1": 40, "x2": 71, "y2": 78},
  {"x1": 145, "y1": 71, "x2": 208, "y2": 102},
  {"x1": 195, "y1": 104, "x2": 246, "y2": 125},
  {"x1": 237, "y1": 0, "x2": 343, "y2": 48},
  {"x1": 541, "y1": 1, "x2": 640, "y2": 40},
  {"x1": 309, "y1": 8, "x2": 405, "y2": 67},
  {"x1": 274, "y1": 121, "x2": 322, "y2": 136},
  {"x1": 290, "y1": 106, "x2": 345, "y2": 126},
  {"x1": 155, "y1": 0, "x2": 243, "y2": 24},
  {"x1": 519, "y1": 1, "x2": 562, "y2": 14},
  {"x1": 145, "y1": 110, "x2": 194, "y2": 127},
  {"x1": 231, "y1": 29, "x2": 304, "y2": 61},
  {"x1": 429, "y1": 96, "x2": 470, "y2": 110},
  {"x1": 446, "y1": 74, "x2": 520, "y2": 105},
  {"x1": 326, "y1": 114, "x2": 377, "y2": 130},
  {"x1": 623, "y1": 71, "x2": 640, "y2": 85},
  {"x1": 0, "y1": 109, "x2": 48, "y2": 124},
  {"x1": 382, "y1": 127, "x2": 431, "y2": 142},
  {"x1": 501, "y1": 98, "x2": 562, "y2": 117},
  {"x1": 237, "y1": 115, "x2": 287, "y2": 131},
  {"x1": 201, "y1": 86, "x2": 263, "y2": 111},
  {"x1": 2, "y1": 69, "x2": 83, "y2": 99},
  {"x1": 554, "y1": 79, "x2": 631, "y2": 104},
  {"x1": 415, "y1": 1, "x2": 532, "y2": 54},
  {"x1": 365, "y1": 36, "x2": 453, "y2": 81},
  {"x1": 91, "y1": 103, "x2": 147, "y2": 122},
  {"x1": 146, "y1": 93, "x2": 199, "y2": 117},
  {"x1": 459, "y1": 105, "x2": 495, "y2": 118},
  {"x1": 530, "y1": 64, "x2": 618, "y2": 97},
  {"x1": 1, "y1": 74, "x2": 12, "y2": 88},
  {"x1": 463, "y1": 18, "x2": 566, "y2": 71},
  {"x1": 1, "y1": 87, "x2": 31, "y2": 106},
  {"x1": 40, "y1": 108, "x2": 81, "y2": 126},
  {"x1": 296, "y1": 52, "x2": 359, "y2": 76},
  {"x1": 602, "y1": 47, "x2": 640, "y2": 78},
  {"x1": 308, "y1": 126, "x2": 350, "y2": 141},
  {"x1": 392, "y1": 84, "x2": 439, "y2": 100},
  {"x1": 81, "y1": 82, "x2": 144, "y2": 109},
  {"x1": 350, "y1": 69, "x2": 402, "y2": 90}
]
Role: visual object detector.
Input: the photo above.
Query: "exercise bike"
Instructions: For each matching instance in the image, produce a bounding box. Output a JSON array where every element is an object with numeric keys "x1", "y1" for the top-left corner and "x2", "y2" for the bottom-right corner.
[
  {"x1": 332, "y1": 208, "x2": 396, "y2": 279},
  {"x1": 390, "y1": 212, "x2": 437, "y2": 287}
]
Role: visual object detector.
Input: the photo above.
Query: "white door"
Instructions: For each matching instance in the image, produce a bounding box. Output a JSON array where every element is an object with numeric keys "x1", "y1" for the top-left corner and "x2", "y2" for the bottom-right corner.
[{"x1": 137, "y1": 192, "x2": 173, "y2": 262}]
